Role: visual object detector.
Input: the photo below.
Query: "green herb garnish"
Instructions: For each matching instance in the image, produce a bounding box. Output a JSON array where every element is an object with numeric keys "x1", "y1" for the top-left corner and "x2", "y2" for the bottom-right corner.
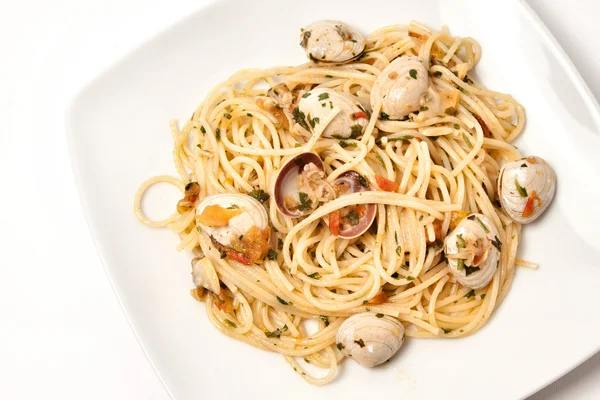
[
  {"x1": 200, "y1": 126, "x2": 206, "y2": 134},
  {"x1": 463, "y1": 133, "x2": 473, "y2": 149},
  {"x1": 350, "y1": 124, "x2": 363, "y2": 138},
  {"x1": 276, "y1": 296, "x2": 289, "y2": 305},
  {"x1": 248, "y1": 189, "x2": 270, "y2": 203},
  {"x1": 224, "y1": 319, "x2": 237, "y2": 328},
  {"x1": 318, "y1": 93, "x2": 329, "y2": 101},
  {"x1": 376, "y1": 313, "x2": 384, "y2": 318},
  {"x1": 267, "y1": 250, "x2": 278, "y2": 260},
  {"x1": 224, "y1": 113, "x2": 232, "y2": 119},
  {"x1": 491, "y1": 236, "x2": 502, "y2": 251},
  {"x1": 474, "y1": 216, "x2": 489, "y2": 233},
  {"x1": 419, "y1": 106, "x2": 429, "y2": 111},
  {"x1": 442, "y1": 328, "x2": 452, "y2": 334},
  {"x1": 456, "y1": 234, "x2": 466, "y2": 249},
  {"x1": 354, "y1": 339, "x2": 366, "y2": 348},
  {"x1": 376, "y1": 152, "x2": 385, "y2": 167},
  {"x1": 292, "y1": 107, "x2": 309, "y2": 130},
  {"x1": 454, "y1": 124, "x2": 460, "y2": 130},
  {"x1": 339, "y1": 140, "x2": 357, "y2": 148},
  {"x1": 465, "y1": 289, "x2": 475, "y2": 298},
  {"x1": 433, "y1": 71, "x2": 442, "y2": 78},
  {"x1": 396, "y1": 246, "x2": 402, "y2": 256},
  {"x1": 337, "y1": 342, "x2": 344, "y2": 350},
  {"x1": 406, "y1": 276, "x2": 415, "y2": 281},
  {"x1": 514, "y1": 178, "x2": 528, "y2": 197},
  {"x1": 297, "y1": 192, "x2": 313, "y2": 211},
  {"x1": 302, "y1": 92, "x2": 311, "y2": 98},
  {"x1": 319, "y1": 315, "x2": 329, "y2": 327},
  {"x1": 457, "y1": 259, "x2": 465, "y2": 270},
  {"x1": 345, "y1": 210, "x2": 360, "y2": 226},
  {"x1": 388, "y1": 135, "x2": 414, "y2": 141},
  {"x1": 265, "y1": 324, "x2": 288, "y2": 338},
  {"x1": 464, "y1": 266, "x2": 480, "y2": 276},
  {"x1": 409, "y1": 69, "x2": 418, "y2": 79},
  {"x1": 308, "y1": 272, "x2": 321, "y2": 280}
]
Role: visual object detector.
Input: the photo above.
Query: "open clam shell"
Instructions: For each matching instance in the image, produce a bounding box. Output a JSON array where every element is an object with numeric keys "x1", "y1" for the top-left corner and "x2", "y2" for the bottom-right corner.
[
  {"x1": 300, "y1": 20, "x2": 365, "y2": 63},
  {"x1": 274, "y1": 152, "x2": 334, "y2": 217},
  {"x1": 329, "y1": 171, "x2": 376, "y2": 239}
]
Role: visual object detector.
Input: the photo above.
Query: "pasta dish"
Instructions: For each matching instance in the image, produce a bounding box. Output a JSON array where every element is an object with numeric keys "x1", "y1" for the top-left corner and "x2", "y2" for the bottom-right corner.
[{"x1": 134, "y1": 20, "x2": 556, "y2": 384}]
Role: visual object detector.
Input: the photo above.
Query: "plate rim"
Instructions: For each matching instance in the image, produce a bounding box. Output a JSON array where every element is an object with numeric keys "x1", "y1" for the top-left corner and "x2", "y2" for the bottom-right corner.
[{"x1": 64, "y1": 0, "x2": 600, "y2": 398}]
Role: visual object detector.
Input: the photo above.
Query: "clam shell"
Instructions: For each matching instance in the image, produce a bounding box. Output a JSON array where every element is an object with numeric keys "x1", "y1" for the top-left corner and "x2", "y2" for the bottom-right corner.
[
  {"x1": 336, "y1": 312, "x2": 405, "y2": 368},
  {"x1": 296, "y1": 88, "x2": 369, "y2": 139},
  {"x1": 196, "y1": 194, "x2": 268, "y2": 247},
  {"x1": 273, "y1": 152, "x2": 325, "y2": 217},
  {"x1": 331, "y1": 171, "x2": 376, "y2": 239},
  {"x1": 300, "y1": 20, "x2": 365, "y2": 63},
  {"x1": 444, "y1": 213, "x2": 500, "y2": 289},
  {"x1": 498, "y1": 156, "x2": 556, "y2": 224},
  {"x1": 191, "y1": 257, "x2": 220, "y2": 294},
  {"x1": 370, "y1": 56, "x2": 428, "y2": 119}
]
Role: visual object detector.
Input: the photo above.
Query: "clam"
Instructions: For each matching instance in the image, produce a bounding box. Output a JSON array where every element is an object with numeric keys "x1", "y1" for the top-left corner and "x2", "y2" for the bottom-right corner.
[
  {"x1": 444, "y1": 213, "x2": 500, "y2": 289},
  {"x1": 300, "y1": 20, "x2": 365, "y2": 63},
  {"x1": 295, "y1": 88, "x2": 369, "y2": 138},
  {"x1": 336, "y1": 312, "x2": 405, "y2": 368},
  {"x1": 498, "y1": 156, "x2": 556, "y2": 224},
  {"x1": 370, "y1": 56, "x2": 428, "y2": 119},
  {"x1": 191, "y1": 257, "x2": 220, "y2": 294},
  {"x1": 328, "y1": 171, "x2": 376, "y2": 239},
  {"x1": 274, "y1": 152, "x2": 336, "y2": 217},
  {"x1": 196, "y1": 193, "x2": 271, "y2": 264}
]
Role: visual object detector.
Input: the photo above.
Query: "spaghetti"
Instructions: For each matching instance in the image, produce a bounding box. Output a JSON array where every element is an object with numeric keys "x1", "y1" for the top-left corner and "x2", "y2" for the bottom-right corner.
[{"x1": 134, "y1": 21, "x2": 527, "y2": 384}]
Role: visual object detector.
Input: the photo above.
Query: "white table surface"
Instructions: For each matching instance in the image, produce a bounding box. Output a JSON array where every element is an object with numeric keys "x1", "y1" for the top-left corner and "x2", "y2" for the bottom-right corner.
[{"x1": 1, "y1": 0, "x2": 599, "y2": 398}]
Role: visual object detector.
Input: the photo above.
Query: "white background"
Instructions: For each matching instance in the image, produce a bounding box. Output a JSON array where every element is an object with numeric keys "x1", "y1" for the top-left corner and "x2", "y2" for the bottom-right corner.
[{"x1": 1, "y1": 0, "x2": 599, "y2": 398}]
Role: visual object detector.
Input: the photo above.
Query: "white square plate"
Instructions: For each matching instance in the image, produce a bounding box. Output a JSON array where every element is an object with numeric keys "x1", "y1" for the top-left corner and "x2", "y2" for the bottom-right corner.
[{"x1": 66, "y1": 0, "x2": 600, "y2": 398}]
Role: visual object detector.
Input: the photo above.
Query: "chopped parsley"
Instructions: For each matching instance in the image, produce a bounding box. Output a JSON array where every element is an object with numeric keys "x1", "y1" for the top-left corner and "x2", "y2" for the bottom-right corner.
[
  {"x1": 226, "y1": 204, "x2": 239, "y2": 209},
  {"x1": 248, "y1": 189, "x2": 270, "y2": 203},
  {"x1": 318, "y1": 93, "x2": 329, "y2": 101},
  {"x1": 350, "y1": 124, "x2": 363, "y2": 138},
  {"x1": 215, "y1": 128, "x2": 221, "y2": 140},
  {"x1": 196, "y1": 144, "x2": 202, "y2": 149},
  {"x1": 345, "y1": 210, "x2": 360, "y2": 226},
  {"x1": 267, "y1": 250, "x2": 278, "y2": 260},
  {"x1": 220, "y1": 251, "x2": 227, "y2": 259},
  {"x1": 480, "y1": 294, "x2": 486, "y2": 300},
  {"x1": 375, "y1": 313, "x2": 384, "y2": 318},
  {"x1": 276, "y1": 296, "x2": 289, "y2": 305},
  {"x1": 319, "y1": 315, "x2": 330, "y2": 327},
  {"x1": 514, "y1": 178, "x2": 528, "y2": 197},
  {"x1": 454, "y1": 124, "x2": 460, "y2": 130},
  {"x1": 302, "y1": 92, "x2": 311, "y2": 98},
  {"x1": 409, "y1": 69, "x2": 418, "y2": 79},
  {"x1": 357, "y1": 174, "x2": 369, "y2": 187},
  {"x1": 465, "y1": 289, "x2": 476, "y2": 298},
  {"x1": 247, "y1": 113, "x2": 252, "y2": 117},
  {"x1": 308, "y1": 272, "x2": 321, "y2": 280},
  {"x1": 354, "y1": 339, "x2": 366, "y2": 348},
  {"x1": 433, "y1": 71, "x2": 443, "y2": 78},
  {"x1": 456, "y1": 234, "x2": 466, "y2": 249},
  {"x1": 380, "y1": 112, "x2": 391, "y2": 120},
  {"x1": 224, "y1": 319, "x2": 237, "y2": 328},
  {"x1": 200, "y1": 126, "x2": 206, "y2": 134},
  {"x1": 339, "y1": 140, "x2": 357, "y2": 148},
  {"x1": 297, "y1": 192, "x2": 313, "y2": 211},
  {"x1": 325, "y1": 75, "x2": 333, "y2": 78},
  {"x1": 457, "y1": 258, "x2": 465, "y2": 270},
  {"x1": 464, "y1": 265, "x2": 480, "y2": 276},
  {"x1": 224, "y1": 113, "x2": 232, "y2": 119},
  {"x1": 406, "y1": 276, "x2": 415, "y2": 281},
  {"x1": 419, "y1": 106, "x2": 429, "y2": 111},
  {"x1": 391, "y1": 272, "x2": 399, "y2": 278},
  {"x1": 337, "y1": 342, "x2": 344, "y2": 350},
  {"x1": 376, "y1": 152, "x2": 385, "y2": 167},
  {"x1": 521, "y1": 163, "x2": 528, "y2": 168},
  {"x1": 265, "y1": 324, "x2": 288, "y2": 338},
  {"x1": 292, "y1": 107, "x2": 309, "y2": 130},
  {"x1": 388, "y1": 135, "x2": 414, "y2": 141},
  {"x1": 474, "y1": 216, "x2": 489, "y2": 233},
  {"x1": 462, "y1": 133, "x2": 473, "y2": 149},
  {"x1": 396, "y1": 246, "x2": 402, "y2": 256},
  {"x1": 491, "y1": 236, "x2": 502, "y2": 251},
  {"x1": 442, "y1": 328, "x2": 452, "y2": 334}
]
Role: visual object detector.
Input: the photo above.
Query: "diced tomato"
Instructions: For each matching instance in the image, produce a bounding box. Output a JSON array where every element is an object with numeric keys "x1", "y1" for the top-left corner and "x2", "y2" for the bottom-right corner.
[
  {"x1": 367, "y1": 290, "x2": 388, "y2": 305},
  {"x1": 329, "y1": 210, "x2": 341, "y2": 236},
  {"x1": 226, "y1": 249, "x2": 251, "y2": 266},
  {"x1": 197, "y1": 205, "x2": 242, "y2": 227},
  {"x1": 351, "y1": 111, "x2": 368, "y2": 120},
  {"x1": 356, "y1": 205, "x2": 367, "y2": 218},
  {"x1": 375, "y1": 175, "x2": 399, "y2": 192},
  {"x1": 522, "y1": 190, "x2": 542, "y2": 218}
]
